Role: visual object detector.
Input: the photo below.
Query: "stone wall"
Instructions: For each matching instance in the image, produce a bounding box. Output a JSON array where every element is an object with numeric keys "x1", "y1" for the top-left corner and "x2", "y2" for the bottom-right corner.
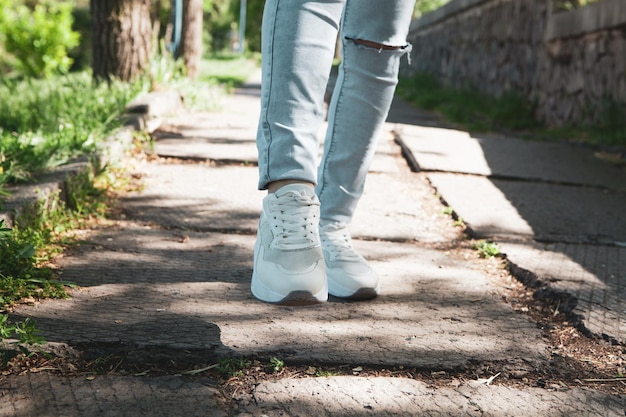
[{"x1": 402, "y1": 0, "x2": 626, "y2": 126}]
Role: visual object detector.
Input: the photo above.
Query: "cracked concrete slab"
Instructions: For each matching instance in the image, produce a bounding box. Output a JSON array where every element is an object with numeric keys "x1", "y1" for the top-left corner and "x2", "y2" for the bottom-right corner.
[
  {"x1": 122, "y1": 163, "x2": 264, "y2": 234},
  {"x1": 152, "y1": 80, "x2": 261, "y2": 163},
  {"x1": 14, "y1": 223, "x2": 545, "y2": 368},
  {"x1": 242, "y1": 376, "x2": 626, "y2": 417},
  {"x1": 12, "y1": 117, "x2": 545, "y2": 369},
  {"x1": 395, "y1": 114, "x2": 626, "y2": 345},
  {"x1": 427, "y1": 173, "x2": 626, "y2": 244},
  {"x1": 1, "y1": 374, "x2": 226, "y2": 417},
  {"x1": 153, "y1": 112, "x2": 259, "y2": 163},
  {"x1": 397, "y1": 125, "x2": 626, "y2": 190},
  {"x1": 501, "y1": 241, "x2": 626, "y2": 343},
  {"x1": 121, "y1": 161, "x2": 456, "y2": 243}
]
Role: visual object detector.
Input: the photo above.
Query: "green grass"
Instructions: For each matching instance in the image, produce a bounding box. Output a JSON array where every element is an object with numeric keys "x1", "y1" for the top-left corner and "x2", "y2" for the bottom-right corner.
[
  {"x1": 0, "y1": 55, "x2": 259, "y2": 187},
  {"x1": 397, "y1": 72, "x2": 626, "y2": 149},
  {"x1": 0, "y1": 168, "x2": 111, "y2": 311},
  {"x1": 0, "y1": 72, "x2": 146, "y2": 185},
  {"x1": 397, "y1": 73, "x2": 536, "y2": 133},
  {"x1": 215, "y1": 356, "x2": 251, "y2": 378},
  {"x1": 473, "y1": 240, "x2": 501, "y2": 259},
  {"x1": 0, "y1": 218, "x2": 65, "y2": 309},
  {"x1": 537, "y1": 100, "x2": 626, "y2": 148},
  {"x1": 0, "y1": 164, "x2": 114, "y2": 356},
  {"x1": 157, "y1": 53, "x2": 259, "y2": 112},
  {"x1": 0, "y1": 70, "x2": 144, "y2": 358},
  {"x1": 198, "y1": 53, "x2": 260, "y2": 90}
]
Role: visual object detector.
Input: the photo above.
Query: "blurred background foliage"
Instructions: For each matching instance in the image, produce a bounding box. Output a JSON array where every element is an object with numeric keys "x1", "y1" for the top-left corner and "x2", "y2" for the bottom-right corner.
[{"x1": 1, "y1": 0, "x2": 603, "y2": 79}]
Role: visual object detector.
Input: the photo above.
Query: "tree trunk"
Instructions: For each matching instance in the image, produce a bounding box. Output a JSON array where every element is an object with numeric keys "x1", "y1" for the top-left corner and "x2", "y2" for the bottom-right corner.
[
  {"x1": 179, "y1": 0, "x2": 203, "y2": 78},
  {"x1": 90, "y1": 0, "x2": 152, "y2": 82}
]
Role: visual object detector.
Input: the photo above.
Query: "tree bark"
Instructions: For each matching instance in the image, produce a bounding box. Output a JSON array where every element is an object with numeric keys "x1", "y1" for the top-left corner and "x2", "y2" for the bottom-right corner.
[
  {"x1": 91, "y1": 0, "x2": 152, "y2": 82},
  {"x1": 179, "y1": 0, "x2": 203, "y2": 78}
]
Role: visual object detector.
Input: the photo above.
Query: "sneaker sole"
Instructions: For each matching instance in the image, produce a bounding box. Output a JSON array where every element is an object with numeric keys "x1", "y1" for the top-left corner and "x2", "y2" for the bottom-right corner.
[
  {"x1": 251, "y1": 273, "x2": 328, "y2": 305},
  {"x1": 328, "y1": 280, "x2": 380, "y2": 301},
  {"x1": 277, "y1": 291, "x2": 326, "y2": 306},
  {"x1": 332, "y1": 287, "x2": 379, "y2": 301}
]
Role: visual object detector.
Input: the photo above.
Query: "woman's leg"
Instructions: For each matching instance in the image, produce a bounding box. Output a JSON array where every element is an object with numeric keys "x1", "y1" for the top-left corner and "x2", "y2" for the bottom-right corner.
[
  {"x1": 256, "y1": 0, "x2": 345, "y2": 190},
  {"x1": 316, "y1": 0, "x2": 415, "y2": 299},
  {"x1": 252, "y1": 0, "x2": 346, "y2": 305},
  {"x1": 317, "y1": 0, "x2": 415, "y2": 224}
]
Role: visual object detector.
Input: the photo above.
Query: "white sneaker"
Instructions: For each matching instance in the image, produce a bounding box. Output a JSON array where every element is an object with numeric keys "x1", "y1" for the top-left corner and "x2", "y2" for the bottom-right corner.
[
  {"x1": 320, "y1": 222, "x2": 380, "y2": 300},
  {"x1": 251, "y1": 184, "x2": 328, "y2": 305}
]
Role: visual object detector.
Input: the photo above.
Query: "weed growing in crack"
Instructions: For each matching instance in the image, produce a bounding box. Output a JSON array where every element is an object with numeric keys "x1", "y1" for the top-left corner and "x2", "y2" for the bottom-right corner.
[
  {"x1": 474, "y1": 240, "x2": 500, "y2": 258},
  {"x1": 0, "y1": 315, "x2": 47, "y2": 366},
  {"x1": 268, "y1": 357, "x2": 284, "y2": 374},
  {"x1": 216, "y1": 356, "x2": 251, "y2": 379},
  {"x1": 0, "y1": 218, "x2": 66, "y2": 308},
  {"x1": 315, "y1": 368, "x2": 341, "y2": 377}
]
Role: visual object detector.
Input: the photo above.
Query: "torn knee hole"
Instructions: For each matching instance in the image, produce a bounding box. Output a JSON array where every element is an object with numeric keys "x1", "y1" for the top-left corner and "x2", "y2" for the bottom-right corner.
[{"x1": 351, "y1": 38, "x2": 403, "y2": 51}]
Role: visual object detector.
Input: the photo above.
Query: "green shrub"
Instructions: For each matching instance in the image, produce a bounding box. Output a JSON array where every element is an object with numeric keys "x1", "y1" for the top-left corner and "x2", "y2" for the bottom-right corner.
[
  {"x1": 69, "y1": 5, "x2": 92, "y2": 72},
  {"x1": 0, "y1": 0, "x2": 80, "y2": 78}
]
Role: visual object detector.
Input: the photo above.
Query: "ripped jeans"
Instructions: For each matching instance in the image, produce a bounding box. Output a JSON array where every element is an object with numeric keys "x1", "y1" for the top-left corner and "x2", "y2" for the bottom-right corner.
[{"x1": 256, "y1": 0, "x2": 415, "y2": 224}]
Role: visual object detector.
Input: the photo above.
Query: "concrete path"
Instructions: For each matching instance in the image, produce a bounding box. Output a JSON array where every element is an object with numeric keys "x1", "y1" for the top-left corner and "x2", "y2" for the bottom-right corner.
[
  {"x1": 3, "y1": 75, "x2": 626, "y2": 416},
  {"x1": 396, "y1": 115, "x2": 626, "y2": 345}
]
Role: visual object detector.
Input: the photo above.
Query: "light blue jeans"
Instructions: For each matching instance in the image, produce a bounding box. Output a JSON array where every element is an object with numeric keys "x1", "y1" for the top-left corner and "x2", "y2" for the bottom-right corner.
[{"x1": 257, "y1": 0, "x2": 415, "y2": 224}]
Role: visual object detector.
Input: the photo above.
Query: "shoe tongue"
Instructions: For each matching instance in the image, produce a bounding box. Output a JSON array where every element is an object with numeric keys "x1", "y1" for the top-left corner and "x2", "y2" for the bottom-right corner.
[
  {"x1": 320, "y1": 222, "x2": 347, "y2": 232},
  {"x1": 275, "y1": 183, "x2": 315, "y2": 198}
]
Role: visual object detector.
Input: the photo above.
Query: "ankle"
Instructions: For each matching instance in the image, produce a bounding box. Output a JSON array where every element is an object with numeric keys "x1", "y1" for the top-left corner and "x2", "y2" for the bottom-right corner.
[{"x1": 267, "y1": 180, "x2": 314, "y2": 194}]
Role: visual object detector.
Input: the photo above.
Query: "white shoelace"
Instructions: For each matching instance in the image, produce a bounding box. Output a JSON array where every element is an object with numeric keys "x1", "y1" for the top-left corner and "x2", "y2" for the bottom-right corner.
[
  {"x1": 320, "y1": 225, "x2": 361, "y2": 261},
  {"x1": 268, "y1": 191, "x2": 320, "y2": 250}
]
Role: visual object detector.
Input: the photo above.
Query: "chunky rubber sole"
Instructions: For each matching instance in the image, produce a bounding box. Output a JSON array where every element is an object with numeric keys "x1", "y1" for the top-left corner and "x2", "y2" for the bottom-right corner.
[
  {"x1": 328, "y1": 279, "x2": 380, "y2": 301},
  {"x1": 251, "y1": 273, "x2": 328, "y2": 305}
]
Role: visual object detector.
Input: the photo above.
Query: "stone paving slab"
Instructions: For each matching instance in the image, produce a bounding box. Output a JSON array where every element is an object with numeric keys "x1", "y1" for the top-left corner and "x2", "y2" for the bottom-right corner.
[
  {"x1": 151, "y1": 82, "x2": 261, "y2": 162},
  {"x1": 501, "y1": 241, "x2": 626, "y2": 343},
  {"x1": 241, "y1": 376, "x2": 626, "y2": 417},
  {"x1": 351, "y1": 169, "x2": 458, "y2": 243},
  {"x1": 398, "y1": 125, "x2": 626, "y2": 344},
  {"x1": 427, "y1": 173, "x2": 626, "y2": 244},
  {"x1": 153, "y1": 112, "x2": 259, "y2": 163},
  {"x1": 153, "y1": 129, "x2": 259, "y2": 163},
  {"x1": 1, "y1": 373, "x2": 226, "y2": 417},
  {"x1": 10, "y1": 109, "x2": 545, "y2": 368},
  {"x1": 397, "y1": 125, "x2": 626, "y2": 190},
  {"x1": 122, "y1": 161, "x2": 455, "y2": 243},
  {"x1": 153, "y1": 117, "x2": 404, "y2": 175},
  {"x1": 14, "y1": 223, "x2": 546, "y2": 368},
  {"x1": 122, "y1": 163, "x2": 263, "y2": 234}
]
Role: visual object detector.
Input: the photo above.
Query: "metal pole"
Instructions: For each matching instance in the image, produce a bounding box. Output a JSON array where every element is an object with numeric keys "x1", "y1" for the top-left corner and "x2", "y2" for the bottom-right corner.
[
  {"x1": 238, "y1": 0, "x2": 247, "y2": 54},
  {"x1": 171, "y1": 0, "x2": 183, "y2": 57}
]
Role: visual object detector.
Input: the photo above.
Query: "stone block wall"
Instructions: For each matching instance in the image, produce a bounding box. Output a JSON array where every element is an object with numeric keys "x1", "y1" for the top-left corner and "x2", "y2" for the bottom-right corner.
[{"x1": 403, "y1": 0, "x2": 626, "y2": 126}]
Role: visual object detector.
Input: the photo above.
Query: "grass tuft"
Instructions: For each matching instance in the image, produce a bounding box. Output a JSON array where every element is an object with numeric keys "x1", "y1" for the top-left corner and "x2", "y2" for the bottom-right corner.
[
  {"x1": 0, "y1": 72, "x2": 146, "y2": 185},
  {"x1": 473, "y1": 240, "x2": 501, "y2": 259},
  {"x1": 397, "y1": 73, "x2": 536, "y2": 133},
  {"x1": 397, "y1": 72, "x2": 626, "y2": 149}
]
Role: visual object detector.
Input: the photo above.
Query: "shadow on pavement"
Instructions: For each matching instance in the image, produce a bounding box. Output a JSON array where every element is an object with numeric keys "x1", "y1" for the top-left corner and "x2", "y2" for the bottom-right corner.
[{"x1": 388, "y1": 95, "x2": 626, "y2": 342}]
